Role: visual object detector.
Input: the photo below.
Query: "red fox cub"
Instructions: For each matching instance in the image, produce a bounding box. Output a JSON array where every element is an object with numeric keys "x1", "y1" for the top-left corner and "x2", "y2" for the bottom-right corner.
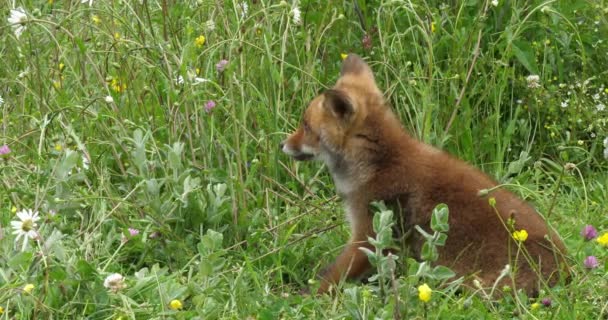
[{"x1": 281, "y1": 54, "x2": 568, "y2": 296}]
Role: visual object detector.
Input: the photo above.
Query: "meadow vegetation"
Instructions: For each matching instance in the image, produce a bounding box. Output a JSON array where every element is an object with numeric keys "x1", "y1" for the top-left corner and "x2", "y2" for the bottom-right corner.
[{"x1": 1, "y1": 0, "x2": 607, "y2": 318}]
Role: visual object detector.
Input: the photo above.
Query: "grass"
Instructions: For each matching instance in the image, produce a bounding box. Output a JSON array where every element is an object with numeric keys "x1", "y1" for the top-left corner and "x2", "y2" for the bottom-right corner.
[{"x1": 1, "y1": 0, "x2": 607, "y2": 318}]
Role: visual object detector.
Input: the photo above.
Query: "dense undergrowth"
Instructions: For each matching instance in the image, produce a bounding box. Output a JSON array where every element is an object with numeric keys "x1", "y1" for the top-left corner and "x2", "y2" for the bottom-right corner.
[{"x1": 1, "y1": 0, "x2": 607, "y2": 319}]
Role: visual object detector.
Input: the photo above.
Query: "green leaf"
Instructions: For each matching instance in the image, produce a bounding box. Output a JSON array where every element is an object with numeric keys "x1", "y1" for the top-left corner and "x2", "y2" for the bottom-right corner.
[
  {"x1": 512, "y1": 40, "x2": 539, "y2": 74},
  {"x1": 431, "y1": 266, "x2": 456, "y2": 280},
  {"x1": 431, "y1": 203, "x2": 449, "y2": 232}
]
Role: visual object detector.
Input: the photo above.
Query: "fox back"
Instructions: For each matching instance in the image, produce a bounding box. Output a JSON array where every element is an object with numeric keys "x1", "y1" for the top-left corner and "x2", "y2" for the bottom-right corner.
[{"x1": 281, "y1": 54, "x2": 568, "y2": 296}]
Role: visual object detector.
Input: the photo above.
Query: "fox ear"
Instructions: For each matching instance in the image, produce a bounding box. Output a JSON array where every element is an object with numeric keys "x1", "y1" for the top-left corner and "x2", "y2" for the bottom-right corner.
[
  {"x1": 340, "y1": 54, "x2": 375, "y2": 81},
  {"x1": 323, "y1": 89, "x2": 354, "y2": 120}
]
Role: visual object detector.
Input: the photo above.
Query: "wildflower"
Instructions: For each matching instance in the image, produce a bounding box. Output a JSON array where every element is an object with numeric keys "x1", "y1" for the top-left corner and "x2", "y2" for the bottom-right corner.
[
  {"x1": 169, "y1": 299, "x2": 183, "y2": 310},
  {"x1": 91, "y1": 15, "x2": 101, "y2": 24},
  {"x1": 340, "y1": 53, "x2": 348, "y2": 60},
  {"x1": 128, "y1": 228, "x2": 139, "y2": 237},
  {"x1": 239, "y1": 2, "x2": 249, "y2": 19},
  {"x1": 577, "y1": 140, "x2": 584, "y2": 146},
  {"x1": 195, "y1": 35, "x2": 206, "y2": 48},
  {"x1": 55, "y1": 144, "x2": 63, "y2": 152},
  {"x1": 113, "y1": 32, "x2": 121, "y2": 40},
  {"x1": 531, "y1": 302, "x2": 540, "y2": 310},
  {"x1": 7, "y1": 7, "x2": 28, "y2": 39},
  {"x1": 0, "y1": 95, "x2": 4, "y2": 106},
  {"x1": 512, "y1": 229, "x2": 528, "y2": 242},
  {"x1": 491, "y1": 0, "x2": 499, "y2": 6},
  {"x1": 581, "y1": 225, "x2": 598, "y2": 240},
  {"x1": 104, "y1": 95, "x2": 114, "y2": 103},
  {"x1": 205, "y1": 20, "x2": 215, "y2": 31},
  {"x1": 584, "y1": 256, "x2": 599, "y2": 269},
  {"x1": 526, "y1": 75, "x2": 541, "y2": 89},
  {"x1": 103, "y1": 273, "x2": 126, "y2": 292},
  {"x1": 291, "y1": 6, "x2": 301, "y2": 25},
  {"x1": 418, "y1": 283, "x2": 432, "y2": 302},
  {"x1": 0, "y1": 144, "x2": 10, "y2": 155},
  {"x1": 11, "y1": 206, "x2": 17, "y2": 213},
  {"x1": 11, "y1": 209, "x2": 40, "y2": 251},
  {"x1": 82, "y1": 154, "x2": 90, "y2": 170},
  {"x1": 205, "y1": 100, "x2": 216, "y2": 113},
  {"x1": 541, "y1": 297, "x2": 552, "y2": 307},
  {"x1": 597, "y1": 232, "x2": 608, "y2": 247},
  {"x1": 81, "y1": 0, "x2": 94, "y2": 6},
  {"x1": 0, "y1": 306, "x2": 3, "y2": 314},
  {"x1": 216, "y1": 59, "x2": 229, "y2": 73},
  {"x1": 110, "y1": 78, "x2": 126, "y2": 93},
  {"x1": 23, "y1": 283, "x2": 34, "y2": 294},
  {"x1": 597, "y1": 103, "x2": 606, "y2": 112},
  {"x1": 560, "y1": 100, "x2": 568, "y2": 108},
  {"x1": 194, "y1": 77, "x2": 209, "y2": 84},
  {"x1": 175, "y1": 75, "x2": 184, "y2": 85}
]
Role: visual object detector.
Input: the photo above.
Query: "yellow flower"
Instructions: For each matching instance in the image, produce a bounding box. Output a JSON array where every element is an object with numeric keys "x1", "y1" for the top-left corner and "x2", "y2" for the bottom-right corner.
[
  {"x1": 53, "y1": 80, "x2": 62, "y2": 89},
  {"x1": 0, "y1": 306, "x2": 4, "y2": 314},
  {"x1": 59, "y1": 63, "x2": 65, "y2": 72},
  {"x1": 11, "y1": 206, "x2": 17, "y2": 213},
  {"x1": 54, "y1": 144, "x2": 63, "y2": 152},
  {"x1": 91, "y1": 15, "x2": 101, "y2": 24},
  {"x1": 597, "y1": 232, "x2": 608, "y2": 247},
  {"x1": 417, "y1": 283, "x2": 432, "y2": 303},
  {"x1": 340, "y1": 53, "x2": 348, "y2": 60},
  {"x1": 110, "y1": 78, "x2": 127, "y2": 93},
  {"x1": 23, "y1": 283, "x2": 34, "y2": 294},
  {"x1": 531, "y1": 302, "x2": 540, "y2": 310},
  {"x1": 169, "y1": 299, "x2": 183, "y2": 310},
  {"x1": 512, "y1": 229, "x2": 528, "y2": 242},
  {"x1": 114, "y1": 32, "x2": 121, "y2": 40},
  {"x1": 431, "y1": 21, "x2": 436, "y2": 33},
  {"x1": 195, "y1": 35, "x2": 206, "y2": 48}
]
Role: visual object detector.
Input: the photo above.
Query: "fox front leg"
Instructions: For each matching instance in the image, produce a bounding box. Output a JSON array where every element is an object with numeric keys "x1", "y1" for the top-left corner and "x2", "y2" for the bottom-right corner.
[{"x1": 316, "y1": 202, "x2": 374, "y2": 294}]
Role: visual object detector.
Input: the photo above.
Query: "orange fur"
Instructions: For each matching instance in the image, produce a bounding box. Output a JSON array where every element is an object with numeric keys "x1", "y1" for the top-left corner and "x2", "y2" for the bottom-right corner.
[{"x1": 281, "y1": 54, "x2": 569, "y2": 296}]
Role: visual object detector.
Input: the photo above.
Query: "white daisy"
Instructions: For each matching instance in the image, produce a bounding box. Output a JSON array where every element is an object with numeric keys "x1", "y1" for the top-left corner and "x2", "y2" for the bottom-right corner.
[
  {"x1": 7, "y1": 7, "x2": 28, "y2": 39},
  {"x1": 291, "y1": 6, "x2": 302, "y2": 25},
  {"x1": 104, "y1": 273, "x2": 126, "y2": 292},
  {"x1": 81, "y1": 0, "x2": 94, "y2": 6},
  {"x1": 10, "y1": 209, "x2": 40, "y2": 251},
  {"x1": 526, "y1": 74, "x2": 541, "y2": 89}
]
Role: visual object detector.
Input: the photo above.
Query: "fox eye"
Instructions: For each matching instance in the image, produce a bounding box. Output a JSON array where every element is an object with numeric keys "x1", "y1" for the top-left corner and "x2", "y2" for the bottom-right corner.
[{"x1": 303, "y1": 120, "x2": 311, "y2": 132}]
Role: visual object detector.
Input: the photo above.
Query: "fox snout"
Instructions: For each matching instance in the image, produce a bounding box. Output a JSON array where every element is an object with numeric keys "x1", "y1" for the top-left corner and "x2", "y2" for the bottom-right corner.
[{"x1": 281, "y1": 131, "x2": 316, "y2": 161}]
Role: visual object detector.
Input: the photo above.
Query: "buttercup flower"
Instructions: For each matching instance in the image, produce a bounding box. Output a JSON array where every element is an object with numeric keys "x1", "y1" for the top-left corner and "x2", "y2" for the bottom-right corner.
[
  {"x1": 417, "y1": 283, "x2": 432, "y2": 303},
  {"x1": 581, "y1": 225, "x2": 598, "y2": 241},
  {"x1": 169, "y1": 299, "x2": 183, "y2": 310},
  {"x1": 512, "y1": 229, "x2": 528, "y2": 242},
  {"x1": 0, "y1": 306, "x2": 4, "y2": 314},
  {"x1": 531, "y1": 302, "x2": 540, "y2": 311},
  {"x1": 526, "y1": 75, "x2": 541, "y2": 89},
  {"x1": 584, "y1": 256, "x2": 599, "y2": 269},
  {"x1": 205, "y1": 100, "x2": 216, "y2": 113},
  {"x1": 103, "y1": 273, "x2": 126, "y2": 292},
  {"x1": 7, "y1": 7, "x2": 28, "y2": 39},
  {"x1": 340, "y1": 53, "x2": 348, "y2": 60},
  {"x1": 195, "y1": 35, "x2": 206, "y2": 48},
  {"x1": 11, "y1": 209, "x2": 40, "y2": 251},
  {"x1": 597, "y1": 232, "x2": 608, "y2": 247},
  {"x1": 23, "y1": 283, "x2": 34, "y2": 294},
  {"x1": 0, "y1": 144, "x2": 10, "y2": 155}
]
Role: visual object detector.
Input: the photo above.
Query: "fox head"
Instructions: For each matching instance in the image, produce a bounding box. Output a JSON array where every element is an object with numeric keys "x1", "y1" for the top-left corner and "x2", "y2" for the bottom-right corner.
[{"x1": 281, "y1": 54, "x2": 388, "y2": 170}]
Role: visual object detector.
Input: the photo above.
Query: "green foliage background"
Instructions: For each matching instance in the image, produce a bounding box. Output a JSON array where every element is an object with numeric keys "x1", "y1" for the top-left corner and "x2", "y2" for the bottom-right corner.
[{"x1": 1, "y1": 0, "x2": 607, "y2": 318}]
